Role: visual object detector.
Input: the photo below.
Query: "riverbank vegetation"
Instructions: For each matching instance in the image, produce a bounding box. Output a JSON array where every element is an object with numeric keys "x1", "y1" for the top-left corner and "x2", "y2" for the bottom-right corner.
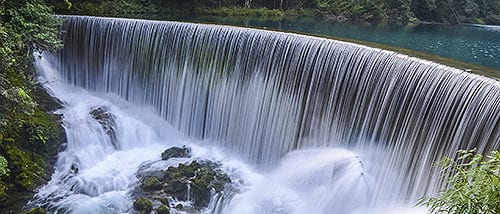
[
  {"x1": 45, "y1": 0, "x2": 500, "y2": 24},
  {"x1": 419, "y1": 149, "x2": 500, "y2": 214},
  {"x1": 0, "y1": 0, "x2": 67, "y2": 210}
]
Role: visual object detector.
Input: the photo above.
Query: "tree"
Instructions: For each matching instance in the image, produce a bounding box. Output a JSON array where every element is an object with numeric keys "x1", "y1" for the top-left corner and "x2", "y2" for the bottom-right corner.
[
  {"x1": 0, "y1": 0, "x2": 65, "y2": 203},
  {"x1": 385, "y1": 0, "x2": 414, "y2": 23},
  {"x1": 418, "y1": 149, "x2": 500, "y2": 214}
]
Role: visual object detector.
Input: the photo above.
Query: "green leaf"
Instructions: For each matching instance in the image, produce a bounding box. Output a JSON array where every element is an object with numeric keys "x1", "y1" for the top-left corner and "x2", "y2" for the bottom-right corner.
[{"x1": 418, "y1": 150, "x2": 500, "y2": 214}]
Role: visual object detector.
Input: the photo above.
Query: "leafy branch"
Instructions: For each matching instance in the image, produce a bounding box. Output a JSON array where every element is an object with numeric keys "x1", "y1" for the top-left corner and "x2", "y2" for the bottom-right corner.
[{"x1": 418, "y1": 149, "x2": 500, "y2": 214}]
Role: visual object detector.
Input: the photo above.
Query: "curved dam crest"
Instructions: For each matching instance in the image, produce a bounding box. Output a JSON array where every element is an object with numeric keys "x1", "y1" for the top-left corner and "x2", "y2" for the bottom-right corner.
[{"x1": 38, "y1": 15, "x2": 500, "y2": 212}]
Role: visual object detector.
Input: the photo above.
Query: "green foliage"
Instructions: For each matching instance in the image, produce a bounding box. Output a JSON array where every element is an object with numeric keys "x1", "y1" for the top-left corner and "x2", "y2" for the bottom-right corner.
[
  {"x1": 0, "y1": 0, "x2": 65, "y2": 208},
  {"x1": 29, "y1": 108, "x2": 60, "y2": 144},
  {"x1": 76, "y1": 0, "x2": 155, "y2": 16},
  {"x1": 23, "y1": 207, "x2": 48, "y2": 214},
  {"x1": 1, "y1": 0, "x2": 62, "y2": 139},
  {"x1": 316, "y1": 0, "x2": 393, "y2": 22},
  {"x1": 0, "y1": 155, "x2": 9, "y2": 198},
  {"x1": 199, "y1": 6, "x2": 284, "y2": 17},
  {"x1": 316, "y1": 0, "x2": 416, "y2": 23},
  {"x1": 418, "y1": 149, "x2": 500, "y2": 214},
  {"x1": 411, "y1": 0, "x2": 500, "y2": 24},
  {"x1": 54, "y1": 0, "x2": 165, "y2": 17},
  {"x1": 384, "y1": 0, "x2": 414, "y2": 23},
  {"x1": 4, "y1": 143, "x2": 46, "y2": 189},
  {"x1": 63, "y1": 0, "x2": 72, "y2": 9},
  {"x1": 0, "y1": 156, "x2": 9, "y2": 178},
  {"x1": 46, "y1": 0, "x2": 499, "y2": 24}
]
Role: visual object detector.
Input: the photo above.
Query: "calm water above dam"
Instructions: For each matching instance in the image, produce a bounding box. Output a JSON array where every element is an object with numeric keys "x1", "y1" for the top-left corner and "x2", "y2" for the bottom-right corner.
[{"x1": 179, "y1": 16, "x2": 500, "y2": 71}]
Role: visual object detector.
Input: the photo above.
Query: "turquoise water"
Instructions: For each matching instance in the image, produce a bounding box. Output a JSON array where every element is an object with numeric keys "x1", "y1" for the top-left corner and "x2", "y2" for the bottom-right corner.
[{"x1": 180, "y1": 16, "x2": 500, "y2": 71}]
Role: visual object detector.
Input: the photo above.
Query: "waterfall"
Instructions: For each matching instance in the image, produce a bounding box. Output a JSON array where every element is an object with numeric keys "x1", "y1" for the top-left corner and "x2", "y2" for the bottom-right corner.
[{"x1": 37, "y1": 15, "x2": 499, "y2": 213}]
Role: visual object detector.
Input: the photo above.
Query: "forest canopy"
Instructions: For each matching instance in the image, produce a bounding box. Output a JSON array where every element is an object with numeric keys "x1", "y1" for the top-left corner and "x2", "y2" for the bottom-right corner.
[{"x1": 46, "y1": 0, "x2": 500, "y2": 24}]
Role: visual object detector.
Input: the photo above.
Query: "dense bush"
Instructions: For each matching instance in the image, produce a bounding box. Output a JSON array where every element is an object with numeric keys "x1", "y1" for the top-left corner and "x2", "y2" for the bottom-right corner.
[
  {"x1": 316, "y1": 0, "x2": 386, "y2": 22},
  {"x1": 418, "y1": 149, "x2": 500, "y2": 214},
  {"x1": 411, "y1": 0, "x2": 500, "y2": 24},
  {"x1": 0, "y1": 0, "x2": 65, "y2": 207}
]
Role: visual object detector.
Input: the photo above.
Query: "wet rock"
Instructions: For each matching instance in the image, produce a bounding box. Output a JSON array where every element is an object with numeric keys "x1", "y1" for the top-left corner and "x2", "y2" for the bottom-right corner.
[
  {"x1": 132, "y1": 146, "x2": 232, "y2": 212},
  {"x1": 70, "y1": 163, "x2": 79, "y2": 175},
  {"x1": 156, "y1": 205, "x2": 170, "y2": 214},
  {"x1": 142, "y1": 176, "x2": 162, "y2": 191},
  {"x1": 163, "y1": 161, "x2": 231, "y2": 208},
  {"x1": 161, "y1": 146, "x2": 191, "y2": 160},
  {"x1": 164, "y1": 180, "x2": 188, "y2": 201},
  {"x1": 133, "y1": 197, "x2": 152, "y2": 212},
  {"x1": 158, "y1": 197, "x2": 169, "y2": 205},
  {"x1": 324, "y1": 14, "x2": 348, "y2": 22},
  {"x1": 89, "y1": 106, "x2": 118, "y2": 149},
  {"x1": 137, "y1": 166, "x2": 165, "y2": 180},
  {"x1": 34, "y1": 84, "x2": 64, "y2": 112}
]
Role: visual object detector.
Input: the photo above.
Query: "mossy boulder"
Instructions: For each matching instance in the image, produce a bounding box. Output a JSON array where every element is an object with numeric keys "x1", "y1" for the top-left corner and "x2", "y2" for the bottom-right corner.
[
  {"x1": 23, "y1": 207, "x2": 47, "y2": 214},
  {"x1": 163, "y1": 161, "x2": 231, "y2": 208},
  {"x1": 156, "y1": 205, "x2": 170, "y2": 214},
  {"x1": 132, "y1": 146, "x2": 232, "y2": 212},
  {"x1": 133, "y1": 197, "x2": 152, "y2": 212},
  {"x1": 141, "y1": 176, "x2": 162, "y2": 191},
  {"x1": 161, "y1": 146, "x2": 190, "y2": 160}
]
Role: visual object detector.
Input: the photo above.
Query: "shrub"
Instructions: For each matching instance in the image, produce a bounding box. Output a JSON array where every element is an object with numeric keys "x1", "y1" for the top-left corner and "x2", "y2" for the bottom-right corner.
[{"x1": 418, "y1": 149, "x2": 500, "y2": 214}]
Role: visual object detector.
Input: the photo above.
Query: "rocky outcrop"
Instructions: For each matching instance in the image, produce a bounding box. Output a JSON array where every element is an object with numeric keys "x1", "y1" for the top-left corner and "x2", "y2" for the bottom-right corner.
[
  {"x1": 132, "y1": 146, "x2": 232, "y2": 213},
  {"x1": 161, "y1": 146, "x2": 191, "y2": 160},
  {"x1": 133, "y1": 197, "x2": 153, "y2": 213},
  {"x1": 90, "y1": 106, "x2": 118, "y2": 149}
]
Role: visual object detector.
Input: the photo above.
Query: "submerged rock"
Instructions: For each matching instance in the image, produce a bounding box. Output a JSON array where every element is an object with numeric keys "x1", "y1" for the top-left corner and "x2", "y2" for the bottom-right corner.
[{"x1": 161, "y1": 146, "x2": 191, "y2": 160}]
